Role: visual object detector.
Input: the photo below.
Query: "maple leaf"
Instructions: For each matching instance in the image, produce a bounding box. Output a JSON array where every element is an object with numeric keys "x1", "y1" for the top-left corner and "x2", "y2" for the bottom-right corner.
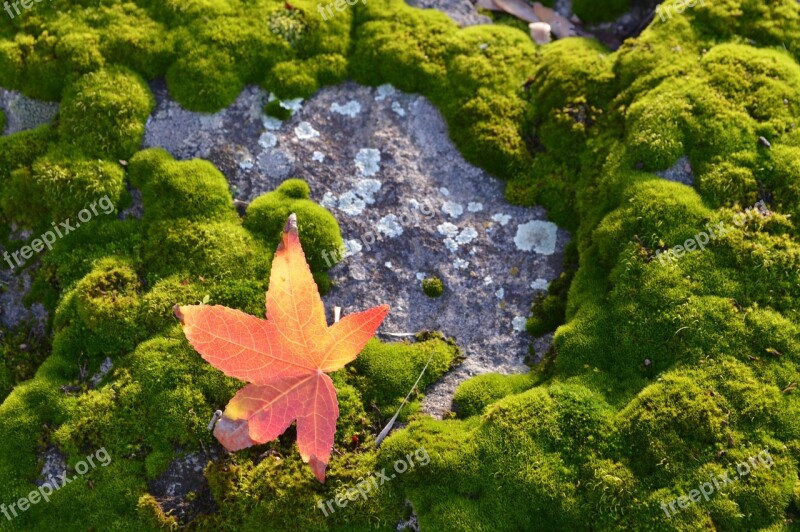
[{"x1": 174, "y1": 214, "x2": 389, "y2": 482}]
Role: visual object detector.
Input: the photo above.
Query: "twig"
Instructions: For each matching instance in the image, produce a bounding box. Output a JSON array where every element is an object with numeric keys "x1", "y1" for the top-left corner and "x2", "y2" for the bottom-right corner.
[{"x1": 375, "y1": 351, "x2": 435, "y2": 448}]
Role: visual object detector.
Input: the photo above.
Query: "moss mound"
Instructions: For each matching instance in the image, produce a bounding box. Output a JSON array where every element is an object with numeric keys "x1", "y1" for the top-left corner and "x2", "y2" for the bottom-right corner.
[
  {"x1": 1, "y1": 0, "x2": 800, "y2": 529},
  {"x1": 59, "y1": 67, "x2": 155, "y2": 160},
  {"x1": 244, "y1": 178, "x2": 342, "y2": 273}
]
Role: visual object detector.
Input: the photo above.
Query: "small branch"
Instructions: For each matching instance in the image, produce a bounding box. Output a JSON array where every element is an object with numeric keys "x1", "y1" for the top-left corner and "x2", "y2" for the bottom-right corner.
[{"x1": 375, "y1": 351, "x2": 436, "y2": 448}]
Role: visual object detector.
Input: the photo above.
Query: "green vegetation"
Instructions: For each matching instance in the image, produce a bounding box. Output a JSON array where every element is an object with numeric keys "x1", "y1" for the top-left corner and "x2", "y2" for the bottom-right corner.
[
  {"x1": 0, "y1": 323, "x2": 49, "y2": 404},
  {"x1": 128, "y1": 148, "x2": 238, "y2": 224},
  {"x1": 0, "y1": 0, "x2": 799, "y2": 529},
  {"x1": 244, "y1": 178, "x2": 342, "y2": 274},
  {"x1": 351, "y1": 334, "x2": 460, "y2": 418},
  {"x1": 526, "y1": 241, "x2": 579, "y2": 336},
  {"x1": 421, "y1": 277, "x2": 444, "y2": 297},
  {"x1": 59, "y1": 67, "x2": 154, "y2": 160},
  {"x1": 572, "y1": 0, "x2": 630, "y2": 24}
]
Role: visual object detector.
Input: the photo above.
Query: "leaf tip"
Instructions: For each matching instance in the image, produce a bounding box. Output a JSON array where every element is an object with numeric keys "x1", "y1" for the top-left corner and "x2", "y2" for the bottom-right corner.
[
  {"x1": 173, "y1": 304, "x2": 185, "y2": 324},
  {"x1": 374, "y1": 304, "x2": 391, "y2": 322},
  {"x1": 284, "y1": 213, "x2": 298, "y2": 235},
  {"x1": 277, "y1": 213, "x2": 299, "y2": 252},
  {"x1": 308, "y1": 455, "x2": 327, "y2": 483}
]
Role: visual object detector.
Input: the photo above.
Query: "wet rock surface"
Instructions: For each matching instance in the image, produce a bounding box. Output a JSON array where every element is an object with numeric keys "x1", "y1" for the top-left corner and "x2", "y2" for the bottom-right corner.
[{"x1": 143, "y1": 81, "x2": 569, "y2": 417}]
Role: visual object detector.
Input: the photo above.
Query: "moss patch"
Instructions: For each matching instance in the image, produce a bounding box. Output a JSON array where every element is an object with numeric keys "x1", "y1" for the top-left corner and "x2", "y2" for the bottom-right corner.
[{"x1": 1, "y1": 0, "x2": 800, "y2": 529}]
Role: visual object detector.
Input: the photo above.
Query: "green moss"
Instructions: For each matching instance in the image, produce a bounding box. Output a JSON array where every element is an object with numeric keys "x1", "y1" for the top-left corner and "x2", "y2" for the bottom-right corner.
[
  {"x1": 59, "y1": 67, "x2": 154, "y2": 160},
  {"x1": 140, "y1": 276, "x2": 204, "y2": 333},
  {"x1": 266, "y1": 59, "x2": 321, "y2": 99},
  {"x1": 1, "y1": 145, "x2": 125, "y2": 227},
  {"x1": 1, "y1": 1, "x2": 800, "y2": 529},
  {"x1": 526, "y1": 291, "x2": 566, "y2": 337},
  {"x1": 265, "y1": 99, "x2": 293, "y2": 120},
  {"x1": 276, "y1": 177, "x2": 311, "y2": 199},
  {"x1": 376, "y1": 384, "x2": 616, "y2": 530},
  {"x1": 526, "y1": 242, "x2": 579, "y2": 336},
  {"x1": 421, "y1": 277, "x2": 443, "y2": 298},
  {"x1": 137, "y1": 493, "x2": 179, "y2": 530},
  {"x1": 0, "y1": 124, "x2": 55, "y2": 187},
  {"x1": 142, "y1": 220, "x2": 270, "y2": 282},
  {"x1": 350, "y1": 334, "x2": 459, "y2": 418},
  {"x1": 453, "y1": 373, "x2": 534, "y2": 418},
  {"x1": 267, "y1": 5, "x2": 309, "y2": 46},
  {"x1": 38, "y1": 219, "x2": 143, "y2": 291},
  {"x1": 0, "y1": 31, "x2": 101, "y2": 100},
  {"x1": 88, "y1": 3, "x2": 174, "y2": 79},
  {"x1": 0, "y1": 323, "x2": 50, "y2": 403},
  {"x1": 572, "y1": 0, "x2": 630, "y2": 24},
  {"x1": 244, "y1": 179, "x2": 342, "y2": 273},
  {"x1": 166, "y1": 46, "x2": 244, "y2": 112},
  {"x1": 128, "y1": 148, "x2": 237, "y2": 223},
  {"x1": 53, "y1": 258, "x2": 145, "y2": 360},
  {"x1": 266, "y1": 54, "x2": 349, "y2": 99}
]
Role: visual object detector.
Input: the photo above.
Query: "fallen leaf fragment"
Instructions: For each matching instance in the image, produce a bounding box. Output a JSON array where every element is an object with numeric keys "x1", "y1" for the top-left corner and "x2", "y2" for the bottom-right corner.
[
  {"x1": 492, "y1": 0, "x2": 538, "y2": 23},
  {"x1": 479, "y1": 0, "x2": 579, "y2": 41},
  {"x1": 532, "y1": 2, "x2": 578, "y2": 39},
  {"x1": 175, "y1": 214, "x2": 390, "y2": 482}
]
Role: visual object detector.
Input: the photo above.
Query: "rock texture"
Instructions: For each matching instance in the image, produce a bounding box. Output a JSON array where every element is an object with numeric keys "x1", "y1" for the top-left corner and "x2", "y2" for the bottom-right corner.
[
  {"x1": 143, "y1": 81, "x2": 569, "y2": 417},
  {"x1": 0, "y1": 88, "x2": 58, "y2": 136},
  {"x1": 404, "y1": 0, "x2": 491, "y2": 27}
]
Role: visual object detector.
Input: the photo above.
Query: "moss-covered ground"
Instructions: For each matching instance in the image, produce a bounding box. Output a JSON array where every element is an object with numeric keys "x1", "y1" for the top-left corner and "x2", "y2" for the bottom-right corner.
[{"x1": 0, "y1": 0, "x2": 799, "y2": 529}]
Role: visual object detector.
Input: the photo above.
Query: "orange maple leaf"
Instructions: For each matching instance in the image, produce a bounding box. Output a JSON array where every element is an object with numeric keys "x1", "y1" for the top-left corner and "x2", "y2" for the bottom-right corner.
[{"x1": 174, "y1": 214, "x2": 389, "y2": 482}]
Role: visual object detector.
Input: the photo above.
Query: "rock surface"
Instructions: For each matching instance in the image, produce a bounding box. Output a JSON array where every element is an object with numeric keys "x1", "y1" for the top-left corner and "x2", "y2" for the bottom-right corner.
[
  {"x1": 656, "y1": 155, "x2": 694, "y2": 186},
  {"x1": 0, "y1": 90, "x2": 56, "y2": 333},
  {"x1": 0, "y1": 88, "x2": 58, "y2": 136},
  {"x1": 1, "y1": 79, "x2": 569, "y2": 418},
  {"x1": 404, "y1": 0, "x2": 491, "y2": 27},
  {"x1": 143, "y1": 81, "x2": 569, "y2": 417},
  {"x1": 0, "y1": 226, "x2": 47, "y2": 334}
]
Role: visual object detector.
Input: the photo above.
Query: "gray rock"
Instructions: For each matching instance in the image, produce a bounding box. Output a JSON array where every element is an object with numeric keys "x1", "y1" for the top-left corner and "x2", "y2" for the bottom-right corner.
[
  {"x1": 0, "y1": 88, "x2": 58, "y2": 135},
  {"x1": 656, "y1": 155, "x2": 694, "y2": 186},
  {"x1": 37, "y1": 446, "x2": 66, "y2": 488},
  {"x1": 143, "y1": 81, "x2": 569, "y2": 418},
  {"x1": 0, "y1": 227, "x2": 47, "y2": 334},
  {"x1": 404, "y1": 0, "x2": 491, "y2": 27},
  {"x1": 147, "y1": 450, "x2": 218, "y2": 525}
]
